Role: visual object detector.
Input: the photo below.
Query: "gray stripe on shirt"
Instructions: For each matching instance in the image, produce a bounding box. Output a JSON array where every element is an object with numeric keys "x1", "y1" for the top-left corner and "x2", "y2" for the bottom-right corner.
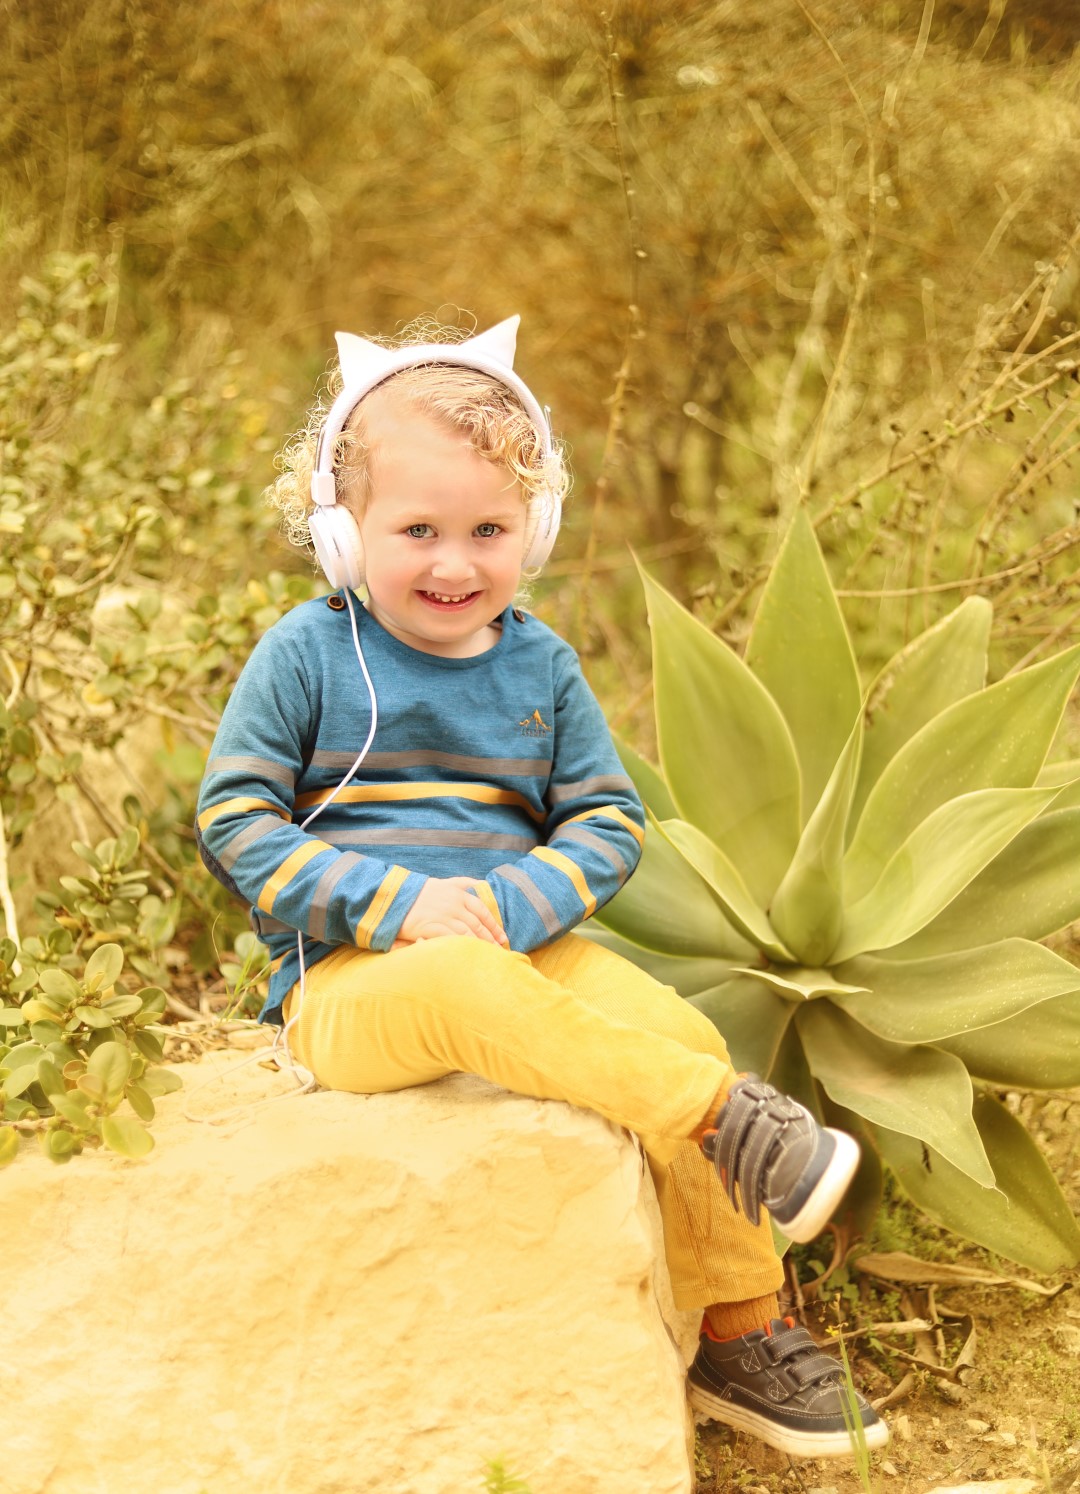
[
  {"x1": 547, "y1": 774, "x2": 635, "y2": 805},
  {"x1": 550, "y1": 822, "x2": 633, "y2": 878},
  {"x1": 320, "y1": 828, "x2": 538, "y2": 852},
  {"x1": 493, "y1": 862, "x2": 562, "y2": 938},
  {"x1": 311, "y1": 749, "x2": 551, "y2": 777},
  {"x1": 308, "y1": 850, "x2": 364, "y2": 943},
  {"x1": 217, "y1": 814, "x2": 285, "y2": 871},
  {"x1": 208, "y1": 754, "x2": 295, "y2": 787}
]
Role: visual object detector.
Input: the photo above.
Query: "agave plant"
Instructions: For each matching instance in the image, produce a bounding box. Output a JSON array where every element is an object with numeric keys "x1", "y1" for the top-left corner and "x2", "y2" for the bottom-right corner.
[{"x1": 593, "y1": 510, "x2": 1080, "y2": 1273}]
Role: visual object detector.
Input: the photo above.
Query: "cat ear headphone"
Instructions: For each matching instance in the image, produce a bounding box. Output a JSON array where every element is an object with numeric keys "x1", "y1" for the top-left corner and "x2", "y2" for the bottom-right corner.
[{"x1": 308, "y1": 316, "x2": 563, "y2": 590}]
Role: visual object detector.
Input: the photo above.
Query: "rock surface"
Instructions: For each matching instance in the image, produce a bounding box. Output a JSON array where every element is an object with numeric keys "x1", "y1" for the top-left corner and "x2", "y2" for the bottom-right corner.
[{"x1": 7, "y1": 1050, "x2": 696, "y2": 1494}]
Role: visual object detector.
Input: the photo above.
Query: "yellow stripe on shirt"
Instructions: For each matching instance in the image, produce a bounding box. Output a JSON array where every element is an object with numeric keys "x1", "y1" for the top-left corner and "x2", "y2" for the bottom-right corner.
[
  {"x1": 356, "y1": 864, "x2": 411, "y2": 947},
  {"x1": 529, "y1": 845, "x2": 597, "y2": 917},
  {"x1": 294, "y1": 781, "x2": 546, "y2": 823},
  {"x1": 564, "y1": 804, "x2": 645, "y2": 845},
  {"x1": 198, "y1": 797, "x2": 290, "y2": 832},
  {"x1": 257, "y1": 840, "x2": 334, "y2": 914}
]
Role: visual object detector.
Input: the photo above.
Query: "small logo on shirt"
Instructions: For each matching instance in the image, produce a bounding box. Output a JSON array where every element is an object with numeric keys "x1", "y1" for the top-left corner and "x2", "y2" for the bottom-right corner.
[{"x1": 518, "y1": 709, "x2": 551, "y2": 737}]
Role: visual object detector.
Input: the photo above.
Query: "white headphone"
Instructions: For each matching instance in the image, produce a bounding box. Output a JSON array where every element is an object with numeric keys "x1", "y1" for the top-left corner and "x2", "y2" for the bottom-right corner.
[{"x1": 308, "y1": 316, "x2": 563, "y2": 590}]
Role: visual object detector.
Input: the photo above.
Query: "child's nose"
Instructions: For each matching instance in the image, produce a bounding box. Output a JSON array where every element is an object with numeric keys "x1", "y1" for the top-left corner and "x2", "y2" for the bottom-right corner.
[{"x1": 430, "y1": 542, "x2": 475, "y2": 581}]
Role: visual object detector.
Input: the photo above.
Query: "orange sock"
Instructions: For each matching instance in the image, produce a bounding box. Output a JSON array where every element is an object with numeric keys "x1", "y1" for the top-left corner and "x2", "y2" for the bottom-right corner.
[
  {"x1": 688, "y1": 1071, "x2": 742, "y2": 1146},
  {"x1": 704, "y1": 1294, "x2": 781, "y2": 1341}
]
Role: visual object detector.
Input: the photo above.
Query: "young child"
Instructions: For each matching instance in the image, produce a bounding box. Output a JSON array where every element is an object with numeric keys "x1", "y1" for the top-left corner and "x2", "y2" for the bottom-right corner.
[{"x1": 196, "y1": 316, "x2": 887, "y2": 1459}]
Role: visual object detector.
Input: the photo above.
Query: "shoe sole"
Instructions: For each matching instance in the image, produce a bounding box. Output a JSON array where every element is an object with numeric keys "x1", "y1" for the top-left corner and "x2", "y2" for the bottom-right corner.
[
  {"x1": 773, "y1": 1129, "x2": 861, "y2": 1243},
  {"x1": 688, "y1": 1380, "x2": 890, "y2": 1459}
]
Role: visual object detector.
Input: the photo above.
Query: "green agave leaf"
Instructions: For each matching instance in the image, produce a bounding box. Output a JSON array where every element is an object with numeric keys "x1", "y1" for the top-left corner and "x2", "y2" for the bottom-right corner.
[
  {"x1": 818, "y1": 1098, "x2": 885, "y2": 1245},
  {"x1": 870, "y1": 1095, "x2": 1080, "y2": 1274},
  {"x1": 614, "y1": 737, "x2": 677, "y2": 821},
  {"x1": 687, "y1": 976, "x2": 794, "y2": 1077},
  {"x1": 656, "y1": 818, "x2": 794, "y2": 962},
  {"x1": 766, "y1": 1021, "x2": 821, "y2": 1118},
  {"x1": 888, "y1": 806, "x2": 1080, "y2": 957},
  {"x1": 733, "y1": 967, "x2": 869, "y2": 1000},
  {"x1": 852, "y1": 596, "x2": 992, "y2": 830},
  {"x1": 936, "y1": 989, "x2": 1080, "y2": 1089},
  {"x1": 834, "y1": 784, "x2": 1060, "y2": 961},
  {"x1": 769, "y1": 713, "x2": 862, "y2": 965},
  {"x1": 834, "y1": 938, "x2": 1080, "y2": 1043},
  {"x1": 1036, "y1": 759, "x2": 1080, "y2": 809},
  {"x1": 846, "y1": 642, "x2": 1080, "y2": 898},
  {"x1": 796, "y1": 1001, "x2": 994, "y2": 1185},
  {"x1": 580, "y1": 927, "x2": 743, "y2": 998},
  {"x1": 638, "y1": 564, "x2": 801, "y2": 903},
  {"x1": 744, "y1": 507, "x2": 861, "y2": 819},
  {"x1": 594, "y1": 822, "x2": 756, "y2": 960}
]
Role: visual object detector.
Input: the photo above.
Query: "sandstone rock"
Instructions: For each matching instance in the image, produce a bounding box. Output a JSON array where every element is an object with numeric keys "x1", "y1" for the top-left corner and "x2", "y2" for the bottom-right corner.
[{"x1": 6, "y1": 1053, "x2": 697, "y2": 1494}]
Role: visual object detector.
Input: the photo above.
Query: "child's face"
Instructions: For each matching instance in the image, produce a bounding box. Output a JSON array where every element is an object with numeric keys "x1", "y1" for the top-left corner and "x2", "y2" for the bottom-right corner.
[{"x1": 356, "y1": 398, "x2": 528, "y2": 658}]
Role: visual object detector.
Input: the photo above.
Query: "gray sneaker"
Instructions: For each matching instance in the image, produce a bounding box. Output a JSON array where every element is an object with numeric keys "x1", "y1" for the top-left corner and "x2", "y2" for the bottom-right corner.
[
  {"x1": 701, "y1": 1075, "x2": 860, "y2": 1242},
  {"x1": 688, "y1": 1316, "x2": 889, "y2": 1458}
]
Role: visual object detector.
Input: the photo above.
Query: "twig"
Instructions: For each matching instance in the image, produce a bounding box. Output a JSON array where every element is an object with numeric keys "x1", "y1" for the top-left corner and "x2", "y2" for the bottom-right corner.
[
  {"x1": 0, "y1": 799, "x2": 21, "y2": 950},
  {"x1": 577, "y1": 19, "x2": 644, "y2": 645}
]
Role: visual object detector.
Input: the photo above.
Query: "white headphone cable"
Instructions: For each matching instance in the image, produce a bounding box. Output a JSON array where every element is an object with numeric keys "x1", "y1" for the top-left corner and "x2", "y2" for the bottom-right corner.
[
  {"x1": 274, "y1": 585, "x2": 378, "y2": 1086},
  {"x1": 184, "y1": 587, "x2": 378, "y2": 1119}
]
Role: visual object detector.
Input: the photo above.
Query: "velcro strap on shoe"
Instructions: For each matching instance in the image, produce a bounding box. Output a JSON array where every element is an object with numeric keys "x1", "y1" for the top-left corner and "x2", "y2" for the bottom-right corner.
[{"x1": 710, "y1": 1077, "x2": 801, "y2": 1226}]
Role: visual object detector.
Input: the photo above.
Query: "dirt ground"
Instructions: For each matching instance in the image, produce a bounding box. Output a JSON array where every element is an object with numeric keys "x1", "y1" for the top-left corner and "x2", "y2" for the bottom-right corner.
[{"x1": 693, "y1": 1093, "x2": 1080, "y2": 1494}]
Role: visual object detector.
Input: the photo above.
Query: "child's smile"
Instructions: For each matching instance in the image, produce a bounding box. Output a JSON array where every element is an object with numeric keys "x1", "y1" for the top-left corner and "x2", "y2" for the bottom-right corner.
[{"x1": 356, "y1": 397, "x2": 528, "y2": 658}]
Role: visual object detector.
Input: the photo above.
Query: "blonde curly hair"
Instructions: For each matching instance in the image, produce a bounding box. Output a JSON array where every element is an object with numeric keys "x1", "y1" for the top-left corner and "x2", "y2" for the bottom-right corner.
[{"x1": 267, "y1": 320, "x2": 569, "y2": 574}]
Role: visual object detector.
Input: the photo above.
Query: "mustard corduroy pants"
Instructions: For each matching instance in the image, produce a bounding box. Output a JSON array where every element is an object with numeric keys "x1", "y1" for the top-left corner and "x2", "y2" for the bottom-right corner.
[{"x1": 282, "y1": 930, "x2": 783, "y2": 1309}]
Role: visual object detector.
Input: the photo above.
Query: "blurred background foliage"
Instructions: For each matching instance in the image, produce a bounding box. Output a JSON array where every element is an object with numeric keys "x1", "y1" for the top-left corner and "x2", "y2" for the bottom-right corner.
[{"x1": 1, "y1": 0, "x2": 1078, "y2": 999}]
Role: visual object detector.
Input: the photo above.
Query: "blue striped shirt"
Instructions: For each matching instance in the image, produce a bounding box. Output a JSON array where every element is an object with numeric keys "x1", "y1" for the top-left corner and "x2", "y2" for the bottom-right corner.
[{"x1": 196, "y1": 595, "x2": 645, "y2": 1021}]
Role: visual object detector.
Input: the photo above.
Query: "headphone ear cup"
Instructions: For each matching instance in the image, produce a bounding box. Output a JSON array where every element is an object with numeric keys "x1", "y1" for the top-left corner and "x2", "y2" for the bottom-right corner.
[
  {"x1": 523, "y1": 483, "x2": 562, "y2": 571},
  {"x1": 309, "y1": 505, "x2": 365, "y2": 590}
]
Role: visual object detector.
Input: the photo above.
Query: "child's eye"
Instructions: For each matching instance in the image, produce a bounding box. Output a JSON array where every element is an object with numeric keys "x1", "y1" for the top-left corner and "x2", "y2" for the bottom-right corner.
[
  {"x1": 406, "y1": 524, "x2": 433, "y2": 539},
  {"x1": 475, "y1": 523, "x2": 501, "y2": 538}
]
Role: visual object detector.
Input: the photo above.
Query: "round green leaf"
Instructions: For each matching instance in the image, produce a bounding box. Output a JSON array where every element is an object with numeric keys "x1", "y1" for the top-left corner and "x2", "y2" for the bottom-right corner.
[
  {"x1": 102, "y1": 994, "x2": 144, "y2": 1019},
  {"x1": 83, "y1": 942, "x2": 124, "y2": 993},
  {"x1": 35, "y1": 1057, "x2": 65, "y2": 1097},
  {"x1": 870, "y1": 1095, "x2": 1080, "y2": 1274},
  {"x1": 139, "y1": 1068, "x2": 182, "y2": 1098},
  {"x1": 44, "y1": 1128, "x2": 79, "y2": 1162},
  {"x1": 0, "y1": 1126, "x2": 19, "y2": 1166},
  {"x1": 38, "y1": 967, "x2": 81, "y2": 1002},
  {"x1": 73, "y1": 1006, "x2": 116, "y2": 1030},
  {"x1": 125, "y1": 1082, "x2": 155, "y2": 1122},
  {"x1": 87, "y1": 1040, "x2": 132, "y2": 1097},
  {"x1": 101, "y1": 1113, "x2": 154, "y2": 1159}
]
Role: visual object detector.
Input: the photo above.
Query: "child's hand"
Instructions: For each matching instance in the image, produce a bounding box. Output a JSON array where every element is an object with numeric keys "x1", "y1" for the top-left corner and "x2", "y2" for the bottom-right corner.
[{"x1": 395, "y1": 877, "x2": 510, "y2": 948}]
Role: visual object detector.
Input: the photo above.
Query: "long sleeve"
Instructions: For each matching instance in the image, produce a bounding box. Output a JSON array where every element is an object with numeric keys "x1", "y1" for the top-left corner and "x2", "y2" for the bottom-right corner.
[
  {"x1": 482, "y1": 654, "x2": 645, "y2": 950},
  {"x1": 196, "y1": 624, "x2": 426, "y2": 952}
]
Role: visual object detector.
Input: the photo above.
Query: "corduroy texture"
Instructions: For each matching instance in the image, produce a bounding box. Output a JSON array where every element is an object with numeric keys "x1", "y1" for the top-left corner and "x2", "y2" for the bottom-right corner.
[{"x1": 284, "y1": 929, "x2": 784, "y2": 1309}]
